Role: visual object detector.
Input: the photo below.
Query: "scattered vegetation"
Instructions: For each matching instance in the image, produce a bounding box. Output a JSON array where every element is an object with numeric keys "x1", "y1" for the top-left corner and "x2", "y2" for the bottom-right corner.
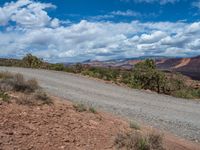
[
  {"x1": 22, "y1": 53, "x2": 43, "y2": 68},
  {"x1": 132, "y1": 59, "x2": 166, "y2": 93},
  {"x1": 0, "y1": 71, "x2": 52, "y2": 106},
  {"x1": 0, "y1": 91, "x2": 10, "y2": 102},
  {"x1": 33, "y1": 89, "x2": 52, "y2": 105},
  {"x1": 130, "y1": 121, "x2": 140, "y2": 130},
  {"x1": 0, "y1": 54, "x2": 199, "y2": 99},
  {"x1": 16, "y1": 91, "x2": 52, "y2": 106},
  {"x1": 89, "y1": 106, "x2": 97, "y2": 114},
  {"x1": 115, "y1": 131, "x2": 165, "y2": 150},
  {"x1": 73, "y1": 103, "x2": 98, "y2": 113},
  {"x1": 73, "y1": 103, "x2": 87, "y2": 112},
  {"x1": 0, "y1": 73, "x2": 39, "y2": 93},
  {"x1": 0, "y1": 71, "x2": 13, "y2": 79},
  {"x1": 173, "y1": 88, "x2": 200, "y2": 99}
]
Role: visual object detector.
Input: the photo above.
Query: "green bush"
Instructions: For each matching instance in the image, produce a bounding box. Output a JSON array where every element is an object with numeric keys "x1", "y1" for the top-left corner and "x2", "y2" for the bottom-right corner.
[
  {"x1": 0, "y1": 53, "x2": 199, "y2": 100},
  {"x1": 115, "y1": 131, "x2": 164, "y2": 150},
  {"x1": 137, "y1": 138, "x2": 149, "y2": 150},
  {"x1": 162, "y1": 73, "x2": 185, "y2": 95},
  {"x1": 22, "y1": 53, "x2": 43, "y2": 68},
  {"x1": 132, "y1": 59, "x2": 166, "y2": 93},
  {"x1": 173, "y1": 88, "x2": 200, "y2": 99},
  {"x1": 130, "y1": 121, "x2": 140, "y2": 130},
  {"x1": 89, "y1": 106, "x2": 97, "y2": 114},
  {"x1": 72, "y1": 63, "x2": 84, "y2": 73},
  {"x1": 81, "y1": 67, "x2": 120, "y2": 81},
  {"x1": 0, "y1": 91, "x2": 10, "y2": 102},
  {"x1": 49, "y1": 63, "x2": 65, "y2": 71},
  {"x1": 120, "y1": 71, "x2": 132, "y2": 84}
]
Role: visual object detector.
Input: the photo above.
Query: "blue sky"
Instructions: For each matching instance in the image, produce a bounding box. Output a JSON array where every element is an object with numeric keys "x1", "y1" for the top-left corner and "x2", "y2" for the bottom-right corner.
[
  {"x1": 0, "y1": 0, "x2": 200, "y2": 62},
  {"x1": 40, "y1": 0, "x2": 200, "y2": 23}
]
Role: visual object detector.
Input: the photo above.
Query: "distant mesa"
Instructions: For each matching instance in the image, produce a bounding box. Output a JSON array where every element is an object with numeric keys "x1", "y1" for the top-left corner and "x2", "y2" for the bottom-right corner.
[{"x1": 77, "y1": 55, "x2": 200, "y2": 80}]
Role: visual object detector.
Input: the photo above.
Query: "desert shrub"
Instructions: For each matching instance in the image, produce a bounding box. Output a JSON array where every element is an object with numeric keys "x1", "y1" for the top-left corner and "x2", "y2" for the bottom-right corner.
[
  {"x1": 0, "y1": 73, "x2": 39, "y2": 93},
  {"x1": 0, "y1": 72, "x2": 52, "y2": 105},
  {"x1": 0, "y1": 91, "x2": 10, "y2": 102},
  {"x1": 12, "y1": 73, "x2": 27, "y2": 91},
  {"x1": 0, "y1": 58, "x2": 22, "y2": 67},
  {"x1": 130, "y1": 121, "x2": 140, "y2": 130},
  {"x1": 12, "y1": 74, "x2": 37, "y2": 92},
  {"x1": 73, "y1": 103, "x2": 98, "y2": 113},
  {"x1": 137, "y1": 138, "x2": 149, "y2": 150},
  {"x1": 49, "y1": 63, "x2": 65, "y2": 71},
  {"x1": 162, "y1": 74, "x2": 185, "y2": 95},
  {"x1": 16, "y1": 91, "x2": 52, "y2": 106},
  {"x1": 173, "y1": 88, "x2": 200, "y2": 99},
  {"x1": 89, "y1": 106, "x2": 97, "y2": 114},
  {"x1": 82, "y1": 67, "x2": 120, "y2": 81},
  {"x1": 148, "y1": 133, "x2": 164, "y2": 150},
  {"x1": 72, "y1": 63, "x2": 84, "y2": 73},
  {"x1": 115, "y1": 131, "x2": 165, "y2": 150},
  {"x1": 120, "y1": 71, "x2": 132, "y2": 84},
  {"x1": 0, "y1": 54, "x2": 48, "y2": 69},
  {"x1": 132, "y1": 59, "x2": 166, "y2": 93},
  {"x1": 22, "y1": 53, "x2": 43, "y2": 68},
  {"x1": 115, "y1": 132, "x2": 149, "y2": 150},
  {"x1": 73, "y1": 103, "x2": 87, "y2": 112},
  {"x1": 33, "y1": 90, "x2": 52, "y2": 105},
  {"x1": 0, "y1": 81, "x2": 13, "y2": 92},
  {"x1": 16, "y1": 94, "x2": 35, "y2": 106},
  {"x1": 63, "y1": 66, "x2": 75, "y2": 73},
  {"x1": 0, "y1": 72, "x2": 13, "y2": 79},
  {"x1": 26, "y1": 79, "x2": 39, "y2": 91},
  {"x1": 13, "y1": 74, "x2": 39, "y2": 92}
]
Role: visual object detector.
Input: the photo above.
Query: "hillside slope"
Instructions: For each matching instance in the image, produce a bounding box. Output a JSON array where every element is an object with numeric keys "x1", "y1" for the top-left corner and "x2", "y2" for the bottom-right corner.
[
  {"x1": 0, "y1": 97, "x2": 130, "y2": 150},
  {"x1": 1, "y1": 95, "x2": 200, "y2": 150},
  {"x1": 157, "y1": 56, "x2": 200, "y2": 80},
  {"x1": 0, "y1": 67, "x2": 200, "y2": 143}
]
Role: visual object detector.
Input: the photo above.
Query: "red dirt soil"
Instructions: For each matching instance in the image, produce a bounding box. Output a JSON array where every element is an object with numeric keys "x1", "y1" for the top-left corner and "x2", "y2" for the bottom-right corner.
[{"x1": 0, "y1": 95, "x2": 199, "y2": 150}]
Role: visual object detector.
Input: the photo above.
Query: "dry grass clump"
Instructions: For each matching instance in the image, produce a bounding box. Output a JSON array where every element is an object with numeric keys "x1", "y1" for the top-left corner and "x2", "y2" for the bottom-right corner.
[
  {"x1": 89, "y1": 106, "x2": 97, "y2": 114},
  {"x1": 12, "y1": 74, "x2": 39, "y2": 93},
  {"x1": 0, "y1": 73, "x2": 39, "y2": 93},
  {"x1": 0, "y1": 72, "x2": 13, "y2": 79},
  {"x1": 73, "y1": 103, "x2": 97, "y2": 114},
  {"x1": 16, "y1": 90, "x2": 52, "y2": 106},
  {"x1": 0, "y1": 91, "x2": 10, "y2": 102},
  {"x1": 0, "y1": 72, "x2": 52, "y2": 106},
  {"x1": 115, "y1": 131, "x2": 165, "y2": 150},
  {"x1": 33, "y1": 90, "x2": 52, "y2": 105},
  {"x1": 73, "y1": 103, "x2": 87, "y2": 112},
  {"x1": 130, "y1": 121, "x2": 141, "y2": 130}
]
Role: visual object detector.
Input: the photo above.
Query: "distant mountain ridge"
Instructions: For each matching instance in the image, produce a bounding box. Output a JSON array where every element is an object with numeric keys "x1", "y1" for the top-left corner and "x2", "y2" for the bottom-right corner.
[
  {"x1": 157, "y1": 55, "x2": 200, "y2": 80},
  {"x1": 80, "y1": 55, "x2": 200, "y2": 80},
  {"x1": 80, "y1": 56, "x2": 171, "y2": 69}
]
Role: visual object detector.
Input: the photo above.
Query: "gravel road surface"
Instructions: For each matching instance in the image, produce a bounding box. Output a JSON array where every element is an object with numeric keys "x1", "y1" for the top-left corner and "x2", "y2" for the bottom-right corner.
[{"x1": 0, "y1": 67, "x2": 200, "y2": 142}]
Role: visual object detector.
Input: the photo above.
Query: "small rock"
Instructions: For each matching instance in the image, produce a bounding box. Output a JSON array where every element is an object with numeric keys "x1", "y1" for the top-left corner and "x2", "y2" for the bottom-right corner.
[
  {"x1": 6, "y1": 131, "x2": 14, "y2": 135},
  {"x1": 60, "y1": 146, "x2": 65, "y2": 149}
]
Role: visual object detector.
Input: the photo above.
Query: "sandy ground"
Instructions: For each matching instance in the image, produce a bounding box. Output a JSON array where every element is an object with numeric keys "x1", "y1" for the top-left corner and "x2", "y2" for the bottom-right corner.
[
  {"x1": 0, "y1": 94, "x2": 200, "y2": 150},
  {"x1": 0, "y1": 96, "x2": 130, "y2": 150}
]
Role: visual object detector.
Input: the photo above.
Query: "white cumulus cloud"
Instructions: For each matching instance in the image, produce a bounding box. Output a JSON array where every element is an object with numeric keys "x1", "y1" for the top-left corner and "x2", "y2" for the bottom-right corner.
[{"x1": 0, "y1": 0, "x2": 200, "y2": 62}]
